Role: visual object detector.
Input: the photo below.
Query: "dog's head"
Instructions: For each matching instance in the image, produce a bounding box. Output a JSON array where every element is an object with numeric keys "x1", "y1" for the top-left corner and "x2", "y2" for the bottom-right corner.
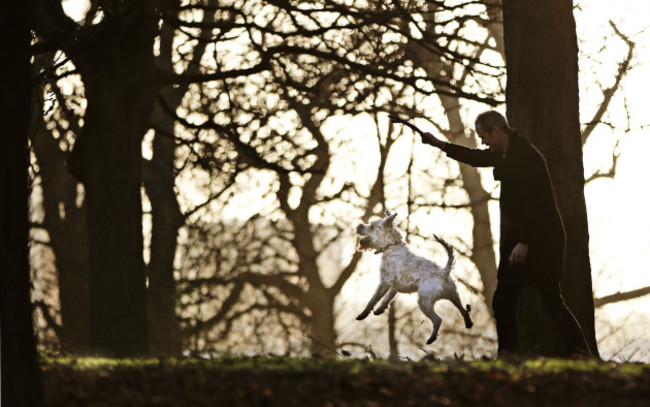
[{"x1": 356, "y1": 210, "x2": 402, "y2": 253}]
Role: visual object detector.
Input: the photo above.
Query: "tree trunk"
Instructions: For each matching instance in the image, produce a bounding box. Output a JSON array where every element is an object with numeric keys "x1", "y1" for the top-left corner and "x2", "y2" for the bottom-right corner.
[
  {"x1": 0, "y1": 0, "x2": 43, "y2": 404},
  {"x1": 31, "y1": 101, "x2": 90, "y2": 354},
  {"x1": 308, "y1": 293, "x2": 337, "y2": 357},
  {"x1": 501, "y1": 0, "x2": 599, "y2": 356},
  {"x1": 388, "y1": 303, "x2": 399, "y2": 361},
  {"x1": 144, "y1": 86, "x2": 185, "y2": 356},
  {"x1": 142, "y1": 19, "x2": 209, "y2": 356},
  {"x1": 30, "y1": 55, "x2": 90, "y2": 353},
  {"x1": 68, "y1": 3, "x2": 161, "y2": 357}
]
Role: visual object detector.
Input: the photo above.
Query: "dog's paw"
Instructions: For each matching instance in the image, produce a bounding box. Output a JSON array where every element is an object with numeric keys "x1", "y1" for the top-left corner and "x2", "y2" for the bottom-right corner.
[
  {"x1": 426, "y1": 335, "x2": 437, "y2": 345},
  {"x1": 465, "y1": 319, "x2": 474, "y2": 329},
  {"x1": 356, "y1": 313, "x2": 369, "y2": 321},
  {"x1": 373, "y1": 308, "x2": 385, "y2": 316}
]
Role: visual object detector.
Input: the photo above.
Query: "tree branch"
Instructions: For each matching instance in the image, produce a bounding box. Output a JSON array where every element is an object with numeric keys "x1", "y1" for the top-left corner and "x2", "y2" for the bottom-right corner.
[
  {"x1": 581, "y1": 21, "x2": 635, "y2": 146},
  {"x1": 238, "y1": 272, "x2": 307, "y2": 304},
  {"x1": 168, "y1": 58, "x2": 272, "y2": 85},
  {"x1": 594, "y1": 286, "x2": 650, "y2": 308}
]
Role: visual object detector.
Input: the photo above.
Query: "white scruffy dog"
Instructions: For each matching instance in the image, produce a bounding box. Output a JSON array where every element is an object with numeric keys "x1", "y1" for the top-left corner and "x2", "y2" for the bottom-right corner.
[{"x1": 355, "y1": 211, "x2": 473, "y2": 344}]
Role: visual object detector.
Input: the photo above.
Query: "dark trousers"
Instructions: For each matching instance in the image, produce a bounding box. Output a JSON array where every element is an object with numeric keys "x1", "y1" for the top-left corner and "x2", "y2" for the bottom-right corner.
[{"x1": 492, "y1": 254, "x2": 591, "y2": 356}]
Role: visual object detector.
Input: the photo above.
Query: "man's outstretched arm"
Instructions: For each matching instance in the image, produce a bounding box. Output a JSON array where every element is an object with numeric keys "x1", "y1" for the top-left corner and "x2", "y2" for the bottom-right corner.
[{"x1": 420, "y1": 132, "x2": 498, "y2": 168}]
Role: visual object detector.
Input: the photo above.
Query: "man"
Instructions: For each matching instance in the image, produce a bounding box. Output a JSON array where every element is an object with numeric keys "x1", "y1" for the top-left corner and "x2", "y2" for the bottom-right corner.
[{"x1": 420, "y1": 110, "x2": 591, "y2": 357}]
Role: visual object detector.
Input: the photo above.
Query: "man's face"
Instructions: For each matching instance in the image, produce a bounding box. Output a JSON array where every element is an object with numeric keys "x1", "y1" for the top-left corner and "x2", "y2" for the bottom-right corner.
[{"x1": 476, "y1": 123, "x2": 499, "y2": 151}]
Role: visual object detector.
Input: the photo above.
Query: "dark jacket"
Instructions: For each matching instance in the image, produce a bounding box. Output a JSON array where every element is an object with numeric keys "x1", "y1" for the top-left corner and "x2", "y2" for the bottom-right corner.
[{"x1": 444, "y1": 134, "x2": 565, "y2": 280}]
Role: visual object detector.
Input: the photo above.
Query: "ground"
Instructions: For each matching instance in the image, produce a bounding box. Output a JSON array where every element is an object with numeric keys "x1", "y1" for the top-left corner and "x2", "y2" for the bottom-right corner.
[{"x1": 41, "y1": 356, "x2": 650, "y2": 406}]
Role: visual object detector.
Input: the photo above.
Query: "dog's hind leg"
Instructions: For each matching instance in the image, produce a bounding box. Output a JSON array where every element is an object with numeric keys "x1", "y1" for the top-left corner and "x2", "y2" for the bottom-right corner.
[
  {"x1": 418, "y1": 296, "x2": 443, "y2": 344},
  {"x1": 448, "y1": 290, "x2": 473, "y2": 329},
  {"x1": 357, "y1": 284, "x2": 390, "y2": 320},
  {"x1": 374, "y1": 288, "x2": 397, "y2": 316}
]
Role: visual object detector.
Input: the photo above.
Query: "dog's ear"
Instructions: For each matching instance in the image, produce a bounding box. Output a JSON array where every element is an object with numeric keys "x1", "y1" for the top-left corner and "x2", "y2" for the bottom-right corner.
[{"x1": 385, "y1": 211, "x2": 397, "y2": 226}]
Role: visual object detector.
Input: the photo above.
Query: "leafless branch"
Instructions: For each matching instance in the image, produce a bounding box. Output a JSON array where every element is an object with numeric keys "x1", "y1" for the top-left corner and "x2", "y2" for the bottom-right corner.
[
  {"x1": 594, "y1": 285, "x2": 650, "y2": 308},
  {"x1": 581, "y1": 21, "x2": 635, "y2": 146}
]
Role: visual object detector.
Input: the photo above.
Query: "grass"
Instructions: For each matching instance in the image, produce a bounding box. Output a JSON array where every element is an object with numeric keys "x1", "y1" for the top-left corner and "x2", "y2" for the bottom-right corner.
[
  {"x1": 41, "y1": 353, "x2": 648, "y2": 375},
  {"x1": 40, "y1": 354, "x2": 650, "y2": 406}
]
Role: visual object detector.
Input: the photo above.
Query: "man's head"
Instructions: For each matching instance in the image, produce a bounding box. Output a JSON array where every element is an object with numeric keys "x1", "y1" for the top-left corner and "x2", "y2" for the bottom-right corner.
[{"x1": 475, "y1": 111, "x2": 514, "y2": 153}]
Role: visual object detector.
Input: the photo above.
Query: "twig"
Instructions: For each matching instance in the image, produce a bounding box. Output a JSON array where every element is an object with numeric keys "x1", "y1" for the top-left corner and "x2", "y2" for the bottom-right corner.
[{"x1": 388, "y1": 114, "x2": 425, "y2": 136}]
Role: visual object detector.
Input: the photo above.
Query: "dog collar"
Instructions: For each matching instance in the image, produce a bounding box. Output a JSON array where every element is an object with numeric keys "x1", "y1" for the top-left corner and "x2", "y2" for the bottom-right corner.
[{"x1": 375, "y1": 242, "x2": 405, "y2": 254}]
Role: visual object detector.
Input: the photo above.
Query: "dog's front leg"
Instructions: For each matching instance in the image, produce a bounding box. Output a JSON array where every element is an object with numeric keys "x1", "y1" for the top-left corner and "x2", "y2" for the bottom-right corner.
[
  {"x1": 357, "y1": 284, "x2": 390, "y2": 320},
  {"x1": 374, "y1": 288, "x2": 397, "y2": 316}
]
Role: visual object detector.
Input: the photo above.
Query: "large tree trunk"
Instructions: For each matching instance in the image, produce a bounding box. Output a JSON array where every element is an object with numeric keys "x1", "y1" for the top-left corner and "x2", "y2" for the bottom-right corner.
[
  {"x1": 0, "y1": 0, "x2": 43, "y2": 404},
  {"x1": 501, "y1": 0, "x2": 599, "y2": 356},
  {"x1": 68, "y1": 3, "x2": 162, "y2": 357},
  {"x1": 31, "y1": 52, "x2": 89, "y2": 353},
  {"x1": 31, "y1": 98, "x2": 90, "y2": 354}
]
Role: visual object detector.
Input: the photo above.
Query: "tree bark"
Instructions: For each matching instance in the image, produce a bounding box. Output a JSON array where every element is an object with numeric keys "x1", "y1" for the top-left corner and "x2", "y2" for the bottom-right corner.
[
  {"x1": 67, "y1": 3, "x2": 162, "y2": 357},
  {"x1": 501, "y1": 0, "x2": 599, "y2": 356},
  {"x1": 0, "y1": 0, "x2": 43, "y2": 404},
  {"x1": 30, "y1": 80, "x2": 90, "y2": 354},
  {"x1": 307, "y1": 292, "x2": 337, "y2": 357},
  {"x1": 32, "y1": 110, "x2": 90, "y2": 354}
]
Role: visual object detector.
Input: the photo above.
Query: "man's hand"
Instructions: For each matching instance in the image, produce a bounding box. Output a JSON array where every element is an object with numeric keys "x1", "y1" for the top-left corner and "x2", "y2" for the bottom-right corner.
[
  {"x1": 421, "y1": 132, "x2": 446, "y2": 150},
  {"x1": 508, "y1": 243, "x2": 529, "y2": 266}
]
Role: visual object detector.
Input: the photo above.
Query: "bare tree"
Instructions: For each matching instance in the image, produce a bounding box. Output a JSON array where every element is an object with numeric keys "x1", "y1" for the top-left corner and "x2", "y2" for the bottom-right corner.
[
  {"x1": 30, "y1": 0, "x2": 270, "y2": 356},
  {"x1": 32, "y1": 0, "x2": 165, "y2": 356},
  {"x1": 170, "y1": 0, "x2": 502, "y2": 357}
]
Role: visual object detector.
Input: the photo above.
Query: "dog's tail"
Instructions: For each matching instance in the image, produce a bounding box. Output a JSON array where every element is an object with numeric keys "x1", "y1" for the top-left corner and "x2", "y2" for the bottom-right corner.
[{"x1": 434, "y1": 234, "x2": 455, "y2": 275}]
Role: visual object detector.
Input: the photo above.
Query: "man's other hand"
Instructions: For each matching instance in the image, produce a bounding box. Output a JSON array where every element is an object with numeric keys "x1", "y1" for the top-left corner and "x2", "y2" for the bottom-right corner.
[{"x1": 508, "y1": 243, "x2": 529, "y2": 266}]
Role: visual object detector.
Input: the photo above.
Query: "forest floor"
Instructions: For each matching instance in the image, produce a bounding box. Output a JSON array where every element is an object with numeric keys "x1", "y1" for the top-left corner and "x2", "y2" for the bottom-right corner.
[{"x1": 41, "y1": 355, "x2": 650, "y2": 406}]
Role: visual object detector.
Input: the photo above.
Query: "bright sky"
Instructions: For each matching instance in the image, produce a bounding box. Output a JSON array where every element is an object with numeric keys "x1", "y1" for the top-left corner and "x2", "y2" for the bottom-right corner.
[
  {"x1": 573, "y1": 0, "x2": 650, "y2": 360},
  {"x1": 577, "y1": 1, "x2": 650, "y2": 296}
]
